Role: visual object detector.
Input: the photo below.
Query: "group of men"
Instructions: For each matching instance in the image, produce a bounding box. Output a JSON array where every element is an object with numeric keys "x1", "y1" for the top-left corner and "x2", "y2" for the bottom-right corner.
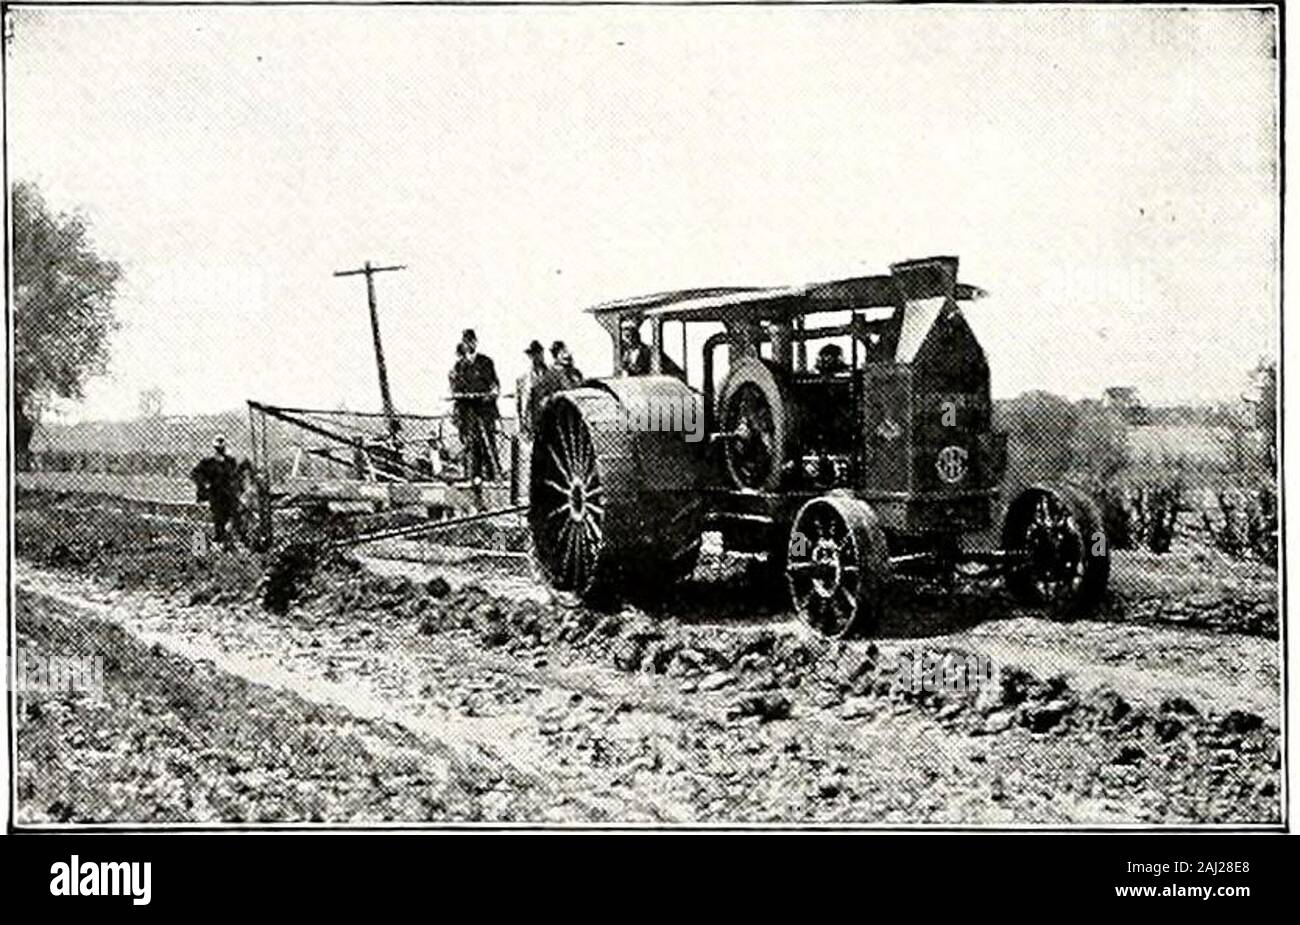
[
  {"x1": 463, "y1": 320, "x2": 675, "y2": 481},
  {"x1": 445, "y1": 323, "x2": 849, "y2": 486},
  {"x1": 514, "y1": 338, "x2": 585, "y2": 437},
  {"x1": 190, "y1": 320, "x2": 658, "y2": 547}
]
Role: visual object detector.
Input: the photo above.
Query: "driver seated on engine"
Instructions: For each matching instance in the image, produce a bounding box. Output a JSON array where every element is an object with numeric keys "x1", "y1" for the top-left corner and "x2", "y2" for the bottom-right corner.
[
  {"x1": 621, "y1": 316, "x2": 686, "y2": 380},
  {"x1": 620, "y1": 317, "x2": 652, "y2": 375},
  {"x1": 814, "y1": 343, "x2": 850, "y2": 377}
]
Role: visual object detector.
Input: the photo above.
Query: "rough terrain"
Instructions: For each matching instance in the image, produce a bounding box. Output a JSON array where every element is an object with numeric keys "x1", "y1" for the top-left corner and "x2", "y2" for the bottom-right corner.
[{"x1": 13, "y1": 489, "x2": 1283, "y2": 825}]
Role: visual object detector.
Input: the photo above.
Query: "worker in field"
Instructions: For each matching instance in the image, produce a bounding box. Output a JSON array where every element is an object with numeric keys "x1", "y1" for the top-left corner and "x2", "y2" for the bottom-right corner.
[
  {"x1": 190, "y1": 434, "x2": 244, "y2": 547},
  {"x1": 452, "y1": 329, "x2": 501, "y2": 484},
  {"x1": 515, "y1": 340, "x2": 548, "y2": 438}
]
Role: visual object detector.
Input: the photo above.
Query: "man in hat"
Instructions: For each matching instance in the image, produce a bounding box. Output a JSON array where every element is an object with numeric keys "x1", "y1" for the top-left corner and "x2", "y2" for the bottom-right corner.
[
  {"x1": 515, "y1": 340, "x2": 548, "y2": 438},
  {"x1": 620, "y1": 318, "x2": 687, "y2": 380},
  {"x1": 190, "y1": 434, "x2": 244, "y2": 546},
  {"x1": 453, "y1": 329, "x2": 500, "y2": 484},
  {"x1": 530, "y1": 341, "x2": 585, "y2": 433},
  {"x1": 550, "y1": 340, "x2": 584, "y2": 388}
]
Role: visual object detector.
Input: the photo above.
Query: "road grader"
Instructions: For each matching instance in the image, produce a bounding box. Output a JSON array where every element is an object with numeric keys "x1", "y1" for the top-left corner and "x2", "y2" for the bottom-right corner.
[{"x1": 528, "y1": 256, "x2": 1110, "y2": 637}]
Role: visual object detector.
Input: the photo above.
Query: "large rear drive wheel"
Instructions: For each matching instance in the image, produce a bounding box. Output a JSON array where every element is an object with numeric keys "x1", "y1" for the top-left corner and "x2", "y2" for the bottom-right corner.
[
  {"x1": 530, "y1": 395, "x2": 611, "y2": 595},
  {"x1": 786, "y1": 495, "x2": 890, "y2": 638},
  {"x1": 1001, "y1": 483, "x2": 1109, "y2": 617},
  {"x1": 529, "y1": 390, "x2": 702, "y2": 601}
]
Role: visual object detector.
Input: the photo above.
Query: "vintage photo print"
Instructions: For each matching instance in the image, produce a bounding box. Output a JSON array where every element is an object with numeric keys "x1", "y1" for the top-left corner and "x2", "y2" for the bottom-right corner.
[{"x1": 3, "y1": 3, "x2": 1283, "y2": 831}]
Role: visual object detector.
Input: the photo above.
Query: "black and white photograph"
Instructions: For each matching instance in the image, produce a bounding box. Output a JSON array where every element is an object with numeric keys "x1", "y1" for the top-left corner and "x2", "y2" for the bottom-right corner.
[{"x1": 1, "y1": 0, "x2": 1288, "y2": 860}]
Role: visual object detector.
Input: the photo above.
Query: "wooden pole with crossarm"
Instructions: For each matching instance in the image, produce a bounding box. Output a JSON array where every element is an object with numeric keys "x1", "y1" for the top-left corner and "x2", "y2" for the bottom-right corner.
[{"x1": 334, "y1": 260, "x2": 406, "y2": 442}]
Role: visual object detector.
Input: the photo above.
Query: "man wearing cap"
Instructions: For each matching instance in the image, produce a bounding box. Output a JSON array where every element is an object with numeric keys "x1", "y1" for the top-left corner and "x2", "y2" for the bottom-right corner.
[
  {"x1": 190, "y1": 434, "x2": 244, "y2": 546},
  {"x1": 515, "y1": 340, "x2": 548, "y2": 438}
]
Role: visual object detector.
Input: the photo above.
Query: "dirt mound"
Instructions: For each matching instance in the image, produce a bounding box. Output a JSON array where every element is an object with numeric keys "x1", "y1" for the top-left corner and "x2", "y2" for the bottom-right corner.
[
  {"x1": 285, "y1": 558, "x2": 1279, "y2": 821},
  {"x1": 12, "y1": 489, "x2": 1282, "y2": 823},
  {"x1": 262, "y1": 543, "x2": 327, "y2": 614}
]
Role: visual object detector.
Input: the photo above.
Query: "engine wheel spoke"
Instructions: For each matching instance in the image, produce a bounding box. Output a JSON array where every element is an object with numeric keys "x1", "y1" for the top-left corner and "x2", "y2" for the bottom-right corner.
[
  {"x1": 582, "y1": 516, "x2": 603, "y2": 548},
  {"x1": 547, "y1": 445, "x2": 572, "y2": 483},
  {"x1": 544, "y1": 505, "x2": 568, "y2": 524},
  {"x1": 556, "y1": 532, "x2": 578, "y2": 562}
]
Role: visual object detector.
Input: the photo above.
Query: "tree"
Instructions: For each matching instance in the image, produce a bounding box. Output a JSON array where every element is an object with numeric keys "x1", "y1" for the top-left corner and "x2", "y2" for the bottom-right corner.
[{"x1": 11, "y1": 181, "x2": 121, "y2": 464}]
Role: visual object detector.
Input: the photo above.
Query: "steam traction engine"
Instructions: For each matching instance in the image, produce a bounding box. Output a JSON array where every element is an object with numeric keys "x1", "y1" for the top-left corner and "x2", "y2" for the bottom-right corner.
[{"x1": 528, "y1": 256, "x2": 1109, "y2": 637}]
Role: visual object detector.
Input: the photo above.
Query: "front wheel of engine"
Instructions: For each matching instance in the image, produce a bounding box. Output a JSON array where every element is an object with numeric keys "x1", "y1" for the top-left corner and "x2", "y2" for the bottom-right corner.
[
  {"x1": 786, "y1": 495, "x2": 890, "y2": 638},
  {"x1": 1001, "y1": 483, "x2": 1110, "y2": 617}
]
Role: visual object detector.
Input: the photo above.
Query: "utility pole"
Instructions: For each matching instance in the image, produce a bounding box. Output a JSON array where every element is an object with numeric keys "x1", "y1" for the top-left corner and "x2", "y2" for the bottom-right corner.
[{"x1": 334, "y1": 260, "x2": 406, "y2": 443}]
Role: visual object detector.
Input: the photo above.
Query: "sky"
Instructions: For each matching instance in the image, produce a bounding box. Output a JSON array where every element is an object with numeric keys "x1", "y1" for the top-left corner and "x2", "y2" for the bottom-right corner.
[{"x1": 6, "y1": 4, "x2": 1279, "y2": 422}]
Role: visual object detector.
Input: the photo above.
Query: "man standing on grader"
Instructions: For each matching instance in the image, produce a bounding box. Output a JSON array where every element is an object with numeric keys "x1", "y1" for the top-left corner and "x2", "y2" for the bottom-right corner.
[{"x1": 449, "y1": 328, "x2": 501, "y2": 484}]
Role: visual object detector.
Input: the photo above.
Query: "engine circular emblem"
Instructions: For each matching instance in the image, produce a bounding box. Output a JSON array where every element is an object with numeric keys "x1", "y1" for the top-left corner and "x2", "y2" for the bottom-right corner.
[{"x1": 936, "y1": 445, "x2": 969, "y2": 484}]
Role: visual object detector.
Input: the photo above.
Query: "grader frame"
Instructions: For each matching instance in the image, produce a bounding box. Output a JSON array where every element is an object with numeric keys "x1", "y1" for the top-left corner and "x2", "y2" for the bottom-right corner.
[{"x1": 243, "y1": 400, "x2": 522, "y2": 550}]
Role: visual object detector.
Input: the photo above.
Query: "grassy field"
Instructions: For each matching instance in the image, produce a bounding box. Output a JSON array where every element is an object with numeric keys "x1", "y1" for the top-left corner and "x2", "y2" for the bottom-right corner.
[{"x1": 17, "y1": 471, "x2": 197, "y2": 504}]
